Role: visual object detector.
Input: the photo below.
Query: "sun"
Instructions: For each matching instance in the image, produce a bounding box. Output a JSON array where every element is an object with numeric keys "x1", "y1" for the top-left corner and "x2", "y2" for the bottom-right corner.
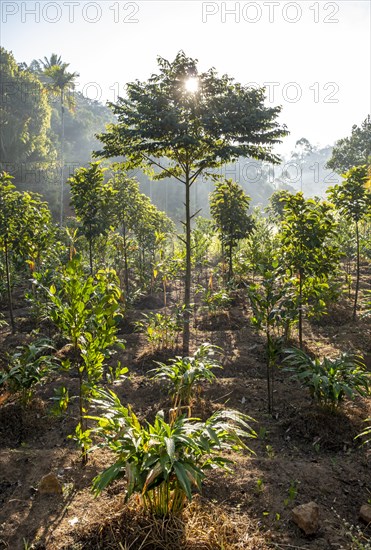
[{"x1": 184, "y1": 77, "x2": 199, "y2": 93}]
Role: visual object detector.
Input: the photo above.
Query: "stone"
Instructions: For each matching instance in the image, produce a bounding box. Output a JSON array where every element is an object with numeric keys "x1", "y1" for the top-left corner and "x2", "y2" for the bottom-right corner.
[
  {"x1": 38, "y1": 473, "x2": 63, "y2": 495},
  {"x1": 292, "y1": 501, "x2": 319, "y2": 535},
  {"x1": 359, "y1": 504, "x2": 371, "y2": 524}
]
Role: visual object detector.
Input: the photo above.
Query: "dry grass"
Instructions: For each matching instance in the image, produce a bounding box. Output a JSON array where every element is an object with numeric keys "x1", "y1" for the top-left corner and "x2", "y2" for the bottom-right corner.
[{"x1": 70, "y1": 495, "x2": 267, "y2": 550}]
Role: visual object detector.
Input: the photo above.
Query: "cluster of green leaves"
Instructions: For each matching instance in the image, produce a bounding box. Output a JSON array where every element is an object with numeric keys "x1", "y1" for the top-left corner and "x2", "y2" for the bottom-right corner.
[
  {"x1": 327, "y1": 165, "x2": 371, "y2": 319},
  {"x1": 248, "y1": 262, "x2": 296, "y2": 413},
  {"x1": 326, "y1": 116, "x2": 370, "y2": 174},
  {"x1": 248, "y1": 266, "x2": 296, "y2": 338},
  {"x1": 191, "y1": 217, "x2": 215, "y2": 270},
  {"x1": 210, "y1": 179, "x2": 254, "y2": 280},
  {"x1": 0, "y1": 339, "x2": 58, "y2": 406},
  {"x1": 43, "y1": 255, "x2": 124, "y2": 459},
  {"x1": 0, "y1": 172, "x2": 54, "y2": 332},
  {"x1": 0, "y1": 48, "x2": 55, "y2": 170},
  {"x1": 279, "y1": 193, "x2": 341, "y2": 346},
  {"x1": 68, "y1": 163, "x2": 115, "y2": 274},
  {"x1": 135, "y1": 311, "x2": 181, "y2": 352},
  {"x1": 197, "y1": 285, "x2": 232, "y2": 315},
  {"x1": 152, "y1": 231, "x2": 183, "y2": 308},
  {"x1": 151, "y1": 343, "x2": 221, "y2": 413},
  {"x1": 68, "y1": 163, "x2": 175, "y2": 297},
  {"x1": 232, "y1": 208, "x2": 279, "y2": 285},
  {"x1": 284, "y1": 348, "x2": 370, "y2": 409},
  {"x1": 89, "y1": 389, "x2": 256, "y2": 516}
]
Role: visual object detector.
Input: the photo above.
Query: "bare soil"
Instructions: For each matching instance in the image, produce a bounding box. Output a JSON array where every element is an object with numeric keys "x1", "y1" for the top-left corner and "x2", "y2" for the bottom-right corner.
[{"x1": 0, "y1": 285, "x2": 370, "y2": 550}]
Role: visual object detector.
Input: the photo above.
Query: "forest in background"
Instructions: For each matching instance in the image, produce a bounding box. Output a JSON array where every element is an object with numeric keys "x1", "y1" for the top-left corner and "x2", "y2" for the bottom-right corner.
[{"x1": 0, "y1": 47, "x2": 338, "y2": 222}]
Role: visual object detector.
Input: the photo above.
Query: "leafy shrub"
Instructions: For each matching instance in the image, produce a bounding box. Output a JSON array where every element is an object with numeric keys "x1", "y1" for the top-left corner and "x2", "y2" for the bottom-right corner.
[
  {"x1": 284, "y1": 348, "x2": 370, "y2": 409},
  {"x1": 135, "y1": 311, "x2": 181, "y2": 352},
  {"x1": 0, "y1": 339, "x2": 58, "y2": 405},
  {"x1": 89, "y1": 389, "x2": 256, "y2": 517},
  {"x1": 247, "y1": 264, "x2": 297, "y2": 414},
  {"x1": 151, "y1": 343, "x2": 221, "y2": 414},
  {"x1": 45, "y1": 255, "x2": 124, "y2": 461},
  {"x1": 200, "y1": 287, "x2": 232, "y2": 314}
]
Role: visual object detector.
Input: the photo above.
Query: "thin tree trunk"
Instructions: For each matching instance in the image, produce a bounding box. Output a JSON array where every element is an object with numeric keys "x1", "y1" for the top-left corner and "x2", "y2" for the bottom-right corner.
[
  {"x1": 89, "y1": 238, "x2": 93, "y2": 275},
  {"x1": 183, "y1": 168, "x2": 191, "y2": 355},
  {"x1": 75, "y1": 340, "x2": 88, "y2": 465},
  {"x1": 4, "y1": 239, "x2": 15, "y2": 333},
  {"x1": 267, "y1": 330, "x2": 272, "y2": 414},
  {"x1": 122, "y1": 221, "x2": 129, "y2": 297},
  {"x1": 228, "y1": 242, "x2": 233, "y2": 281},
  {"x1": 299, "y1": 269, "x2": 303, "y2": 349},
  {"x1": 353, "y1": 220, "x2": 360, "y2": 320}
]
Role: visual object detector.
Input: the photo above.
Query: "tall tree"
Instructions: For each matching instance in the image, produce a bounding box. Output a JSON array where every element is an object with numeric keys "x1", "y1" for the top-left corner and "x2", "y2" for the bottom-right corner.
[
  {"x1": 279, "y1": 193, "x2": 340, "y2": 348},
  {"x1": 39, "y1": 53, "x2": 63, "y2": 70},
  {"x1": 0, "y1": 48, "x2": 55, "y2": 173},
  {"x1": 327, "y1": 165, "x2": 371, "y2": 319},
  {"x1": 96, "y1": 51, "x2": 288, "y2": 353},
  {"x1": 68, "y1": 162, "x2": 114, "y2": 274},
  {"x1": 210, "y1": 178, "x2": 254, "y2": 280},
  {"x1": 109, "y1": 169, "x2": 141, "y2": 296},
  {"x1": 326, "y1": 116, "x2": 371, "y2": 174},
  {"x1": 41, "y1": 57, "x2": 79, "y2": 225}
]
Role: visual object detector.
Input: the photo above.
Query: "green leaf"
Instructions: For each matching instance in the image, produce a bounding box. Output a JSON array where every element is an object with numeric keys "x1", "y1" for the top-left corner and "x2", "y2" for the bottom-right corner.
[
  {"x1": 164, "y1": 436, "x2": 176, "y2": 462},
  {"x1": 93, "y1": 460, "x2": 125, "y2": 496},
  {"x1": 173, "y1": 461, "x2": 192, "y2": 500}
]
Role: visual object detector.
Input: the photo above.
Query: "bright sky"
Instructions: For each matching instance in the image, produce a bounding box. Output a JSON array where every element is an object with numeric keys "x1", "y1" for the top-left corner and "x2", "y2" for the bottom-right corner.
[{"x1": 1, "y1": 0, "x2": 370, "y2": 155}]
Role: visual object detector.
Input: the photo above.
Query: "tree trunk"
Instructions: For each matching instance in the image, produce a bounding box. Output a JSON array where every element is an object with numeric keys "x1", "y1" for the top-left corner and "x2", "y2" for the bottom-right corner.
[
  {"x1": 298, "y1": 269, "x2": 303, "y2": 349},
  {"x1": 122, "y1": 221, "x2": 129, "y2": 297},
  {"x1": 4, "y1": 239, "x2": 15, "y2": 333},
  {"x1": 75, "y1": 339, "x2": 88, "y2": 466},
  {"x1": 267, "y1": 330, "x2": 273, "y2": 415},
  {"x1": 88, "y1": 238, "x2": 93, "y2": 275},
  {"x1": 228, "y1": 242, "x2": 233, "y2": 282},
  {"x1": 183, "y1": 168, "x2": 191, "y2": 355},
  {"x1": 353, "y1": 220, "x2": 360, "y2": 321}
]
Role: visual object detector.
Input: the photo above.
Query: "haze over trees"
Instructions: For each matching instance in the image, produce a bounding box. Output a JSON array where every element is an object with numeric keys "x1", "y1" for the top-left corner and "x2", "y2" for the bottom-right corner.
[
  {"x1": 0, "y1": 48, "x2": 113, "y2": 217},
  {"x1": 2, "y1": 47, "x2": 370, "y2": 226}
]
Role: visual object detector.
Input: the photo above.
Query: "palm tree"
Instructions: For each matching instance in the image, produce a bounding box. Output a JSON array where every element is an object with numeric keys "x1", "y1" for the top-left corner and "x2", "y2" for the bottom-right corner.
[
  {"x1": 39, "y1": 53, "x2": 63, "y2": 69},
  {"x1": 41, "y1": 56, "x2": 79, "y2": 225}
]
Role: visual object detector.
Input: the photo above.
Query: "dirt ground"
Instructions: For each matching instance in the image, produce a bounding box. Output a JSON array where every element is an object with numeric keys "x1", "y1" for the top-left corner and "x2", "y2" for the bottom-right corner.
[{"x1": 0, "y1": 284, "x2": 370, "y2": 550}]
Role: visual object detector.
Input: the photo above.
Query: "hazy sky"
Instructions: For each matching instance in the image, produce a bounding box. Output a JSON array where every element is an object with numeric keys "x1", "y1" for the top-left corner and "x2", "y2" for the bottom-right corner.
[{"x1": 1, "y1": 0, "x2": 370, "y2": 155}]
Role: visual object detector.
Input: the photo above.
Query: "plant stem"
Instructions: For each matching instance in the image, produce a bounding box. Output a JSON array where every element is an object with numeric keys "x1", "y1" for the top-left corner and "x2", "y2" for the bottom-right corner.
[
  {"x1": 298, "y1": 269, "x2": 303, "y2": 349},
  {"x1": 4, "y1": 238, "x2": 15, "y2": 333},
  {"x1": 353, "y1": 220, "x2": 360, "y2": 321},
  {"x1": 183, "y1": 165, "x2": 191, "y2": 355}
]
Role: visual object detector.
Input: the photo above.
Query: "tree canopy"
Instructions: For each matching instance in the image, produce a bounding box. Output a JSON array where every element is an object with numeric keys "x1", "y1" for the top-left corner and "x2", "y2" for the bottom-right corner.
[
  {"x1": 326, "y1": 116, "x2": 371, "y2": 174},
  {"x1": 96, "y1": 51, "x2": 288, "y2": 175},
  {"x1": 0, "y1": 48, "x2": 55, "y2": 170},
  {"x1": 210, "y1": 179, "x2": 254, "y2": 279}
]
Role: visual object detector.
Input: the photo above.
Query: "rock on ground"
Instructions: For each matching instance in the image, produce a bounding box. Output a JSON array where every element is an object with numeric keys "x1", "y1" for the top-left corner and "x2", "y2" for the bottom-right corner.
[{"x1": 292, "y1": 501, "x2": 320, "y2": 535}]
